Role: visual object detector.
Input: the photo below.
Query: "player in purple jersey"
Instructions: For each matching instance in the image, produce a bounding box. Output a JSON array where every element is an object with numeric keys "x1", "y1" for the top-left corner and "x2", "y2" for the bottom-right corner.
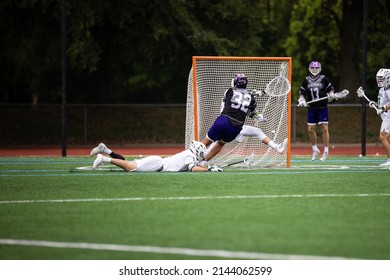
[
  {"x1": 297, "y1": 61, "x2": 335, "y2": 161},
  {"x1": 201, "y1": 73, "x2": 287, "y2": 161}
]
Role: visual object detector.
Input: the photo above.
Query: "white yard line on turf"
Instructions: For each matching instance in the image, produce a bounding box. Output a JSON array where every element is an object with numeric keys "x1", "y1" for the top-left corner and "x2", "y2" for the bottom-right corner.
[
  {"x1": 0, "y1": 238, "x2": 352, "y2": 260},
  {"x1": 1, "y1": 193, "x2": 390, "y2": 204}
]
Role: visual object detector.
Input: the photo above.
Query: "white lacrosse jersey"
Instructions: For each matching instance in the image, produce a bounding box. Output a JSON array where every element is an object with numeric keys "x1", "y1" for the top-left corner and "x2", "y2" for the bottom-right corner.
[
  {"x1": 378, "y1": 87, "x2": 390, "y2": 121},
  {"x1": 161, "y1": 150, "x2": 197, "y2": 172},
  {"x1": 134, "y1": 155, "x2": 163, "y2": 172}
]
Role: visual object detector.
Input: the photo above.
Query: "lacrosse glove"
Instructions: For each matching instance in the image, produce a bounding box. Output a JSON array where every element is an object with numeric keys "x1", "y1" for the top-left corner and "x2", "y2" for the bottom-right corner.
[
  {"x1": 208, "y1": 165, "x2": 223, "y2": 172},
  {"x1": 376, "y1": 106, "x2": 387, "y2": 115},
  {"x1": 297, "y1": 97, "x2": 307, "y2": 107},
  {"x1": 249, "y1": 111, "x2": 267, "y2": 122},
  {"x1": 327, "y1": 91, "x2": 335, "y2": 102},
  {"x1": 251, "y1": 89, "x2": 266, "y2": 97}
]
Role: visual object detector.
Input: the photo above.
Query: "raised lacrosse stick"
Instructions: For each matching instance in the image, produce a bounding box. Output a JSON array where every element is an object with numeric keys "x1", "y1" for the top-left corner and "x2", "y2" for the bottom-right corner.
[{"x1": 357, "y1": 86, "x2": 379, "y2": 110}]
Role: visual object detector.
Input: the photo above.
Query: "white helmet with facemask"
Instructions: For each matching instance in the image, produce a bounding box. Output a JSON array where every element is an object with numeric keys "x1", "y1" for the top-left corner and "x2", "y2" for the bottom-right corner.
[{"x1": 376, "y1": 68, "x2": 390, "y2": 88}]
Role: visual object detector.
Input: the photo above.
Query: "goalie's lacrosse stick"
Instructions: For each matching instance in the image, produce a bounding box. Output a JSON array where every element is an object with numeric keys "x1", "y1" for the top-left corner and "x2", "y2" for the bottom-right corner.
[
  {"x1": 357, "y1": 86, "x2": 379, "y2": 110},
  {"x1": 220, "y1": 152, "x2": 255, "y2": 168},
  {"x1": 306, "y1": 89, "x2": 349, "y2": 105},
  {"x1": 265, "y1": 76, "x2": 291, "y2": 97},
  {"x1": 253, "y1": 76, "x2": 291, "y2": 97}
]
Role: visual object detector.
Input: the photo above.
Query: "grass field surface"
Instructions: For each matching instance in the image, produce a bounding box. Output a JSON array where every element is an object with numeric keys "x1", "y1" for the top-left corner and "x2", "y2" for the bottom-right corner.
[{"x1": 0, "y1": 155, "x2": 389, "y2": 260}]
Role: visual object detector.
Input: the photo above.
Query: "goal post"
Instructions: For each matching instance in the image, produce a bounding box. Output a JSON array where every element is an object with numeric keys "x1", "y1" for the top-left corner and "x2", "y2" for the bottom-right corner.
[{"x1": 185, "y1": 56, "x2": 292, "y2": 168}]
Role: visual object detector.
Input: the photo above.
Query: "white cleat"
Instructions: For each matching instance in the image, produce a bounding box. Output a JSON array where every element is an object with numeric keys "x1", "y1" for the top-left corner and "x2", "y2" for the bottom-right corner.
[
  {"x1": 379, "y1": 159, "x2": 390, "y2": 167},
  {"x1": 320, "y1": 152, "x2": 328, "y2": 161},
  {"x1": 277, "y1": 138, "x2": 288, "y2": 154},
  {"x1": 311, "y1": 149, "x2": 320, "y2": 161},
  {"x1": 93, "y1": 154, "x2": 104, "y2": 170},
  {"x1": 90, "y1": 143, "x2": 107, "y2": 156}
]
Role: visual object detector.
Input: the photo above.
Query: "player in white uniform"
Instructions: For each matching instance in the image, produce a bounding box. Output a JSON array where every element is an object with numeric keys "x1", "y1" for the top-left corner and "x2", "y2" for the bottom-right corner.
[
  {"x1": 89, "y1": 141, "x2": 223, "y2": 172},
  {"x1": 372, "y1": 69, "x2": 390, "y2": 166}
]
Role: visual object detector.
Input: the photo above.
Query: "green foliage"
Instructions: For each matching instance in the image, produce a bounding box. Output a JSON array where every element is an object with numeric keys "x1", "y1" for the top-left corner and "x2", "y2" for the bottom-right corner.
[
  {"x1": 365, "y1": 0, "x2": 390, "y2": 95},
  {"x1": 284, "y1": 0, "x2": 343, "y2": 98},
  {"x1": 1, "y1": 0, "x2": 390, "y2": 104}
]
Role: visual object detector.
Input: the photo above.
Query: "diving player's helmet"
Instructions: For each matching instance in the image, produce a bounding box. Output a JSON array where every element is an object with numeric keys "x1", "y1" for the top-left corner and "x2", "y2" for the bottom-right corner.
[
  {"x1": 309, "y1": 61, "x2": 322, "y2": 76},
  {"x1": 189, "y1": 140, "x2": 206, "y2": 161},
  {"x1": 232, "y1": 74, "x2": 248, "y2": 89},
  {"x1": 376, "y1": 68, "x2": 390, "y2": 88}
]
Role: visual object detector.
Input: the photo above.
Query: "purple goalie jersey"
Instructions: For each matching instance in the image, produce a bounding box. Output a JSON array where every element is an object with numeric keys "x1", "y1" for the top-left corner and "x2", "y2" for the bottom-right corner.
[{"x1": 220, "y1": 87, "x2": 256, "y2": 127}]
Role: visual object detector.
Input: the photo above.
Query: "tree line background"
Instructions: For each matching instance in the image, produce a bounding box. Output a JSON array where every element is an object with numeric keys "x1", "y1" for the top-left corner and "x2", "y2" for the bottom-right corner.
[{"x1": 1, "y1": 0, "x2": 389, "y2": 105}]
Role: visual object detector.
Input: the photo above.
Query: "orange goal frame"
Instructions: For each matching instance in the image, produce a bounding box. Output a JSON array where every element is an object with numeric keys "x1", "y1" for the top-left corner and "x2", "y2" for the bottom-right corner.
[{"x1": 190, "y1": 56, "x2": 292, "y2": 167}]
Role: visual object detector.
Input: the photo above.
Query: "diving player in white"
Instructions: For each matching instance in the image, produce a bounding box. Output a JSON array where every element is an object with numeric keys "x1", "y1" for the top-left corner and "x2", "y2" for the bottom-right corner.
[{"x1": 90, "y1": 141, "x2": 223, "y2": 172}]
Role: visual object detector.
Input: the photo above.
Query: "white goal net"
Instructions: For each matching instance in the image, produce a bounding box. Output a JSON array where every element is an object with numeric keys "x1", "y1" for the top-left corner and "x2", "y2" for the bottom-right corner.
[{"x1": 185, "y1": 56, "x2": 291, "y2": 168}]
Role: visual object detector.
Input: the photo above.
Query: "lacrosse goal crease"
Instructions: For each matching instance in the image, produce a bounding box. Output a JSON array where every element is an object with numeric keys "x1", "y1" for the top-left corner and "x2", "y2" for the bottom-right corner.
[
  {"x1": 306, "y1": 89, "x2": 349, "y2": 105},
  {"x1": 357, "y1": 86, "x2": 387, "y2": 115},
  {"x1": 185, "y1": 56, "x2": 292, "y2": 169}
]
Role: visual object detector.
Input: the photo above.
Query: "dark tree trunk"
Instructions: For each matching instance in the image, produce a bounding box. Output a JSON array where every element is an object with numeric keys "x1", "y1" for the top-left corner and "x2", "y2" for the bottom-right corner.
[{"x1": 339, "y1": 0, "x2": 363, "y2": 102}]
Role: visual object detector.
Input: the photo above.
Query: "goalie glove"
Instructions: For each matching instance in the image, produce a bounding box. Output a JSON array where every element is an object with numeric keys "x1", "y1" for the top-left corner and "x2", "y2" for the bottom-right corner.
[
  {"x1": 297, "y1": 97, "x2": 307, "y2": 107},
  {"x1": 249, "y1": 111, "x2": 267, "y2": 122},
  {"x1": 208, "y1": 165, "x2": 223, "y2": 172},
  {"x1": 251, "y1": 89, "x2": 266, "y2": 97}
]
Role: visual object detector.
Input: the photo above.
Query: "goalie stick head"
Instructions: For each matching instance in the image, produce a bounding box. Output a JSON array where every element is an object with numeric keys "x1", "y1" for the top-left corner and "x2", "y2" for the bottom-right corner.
[
  {"x1": 265, "y1": 76, "x2": 291, "y2": 97},
  {"x1": 308, "y1": 61, "x2": 322, "y2": 76},
  {"x1": 233, "y1": 74, "x2": 248, "y2": 89},
  {"x1": 376, "y1": 68, "x2": 390, "y2": 88},
  {"x1": 189, "y1": 140, "x2": 206, "y2": 161}
]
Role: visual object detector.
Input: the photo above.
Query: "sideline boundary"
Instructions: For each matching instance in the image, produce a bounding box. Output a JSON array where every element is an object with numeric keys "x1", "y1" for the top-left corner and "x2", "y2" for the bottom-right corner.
[
  {"x1": 0, "y1": 238, "x2": 351, "y2": 260},
  {"x1": 1, "y1": 193, "x2": 390, "y2": 205}
]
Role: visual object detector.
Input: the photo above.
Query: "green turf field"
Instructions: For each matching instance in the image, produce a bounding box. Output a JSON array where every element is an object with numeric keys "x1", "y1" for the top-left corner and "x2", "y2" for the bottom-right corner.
[{"x1": 0, "y1": 156, "x2": 389, "y2": 260}]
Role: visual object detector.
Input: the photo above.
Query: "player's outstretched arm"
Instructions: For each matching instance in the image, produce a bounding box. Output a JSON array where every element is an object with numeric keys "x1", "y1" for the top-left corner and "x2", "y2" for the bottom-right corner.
[{"x1": 188, "y1": 163, "x2": 223, "y2": 172}]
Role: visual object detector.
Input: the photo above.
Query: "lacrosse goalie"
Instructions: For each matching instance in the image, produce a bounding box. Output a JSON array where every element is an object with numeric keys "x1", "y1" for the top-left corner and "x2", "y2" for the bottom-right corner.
[
  {"x1": 358, "y1": 69, "x2": 390, "y2": 167},
  {"x1": 297, "y1": 61, "x2": 335, "y2": 161},
  {"x1": 200, "y1": 73, "x2": 258, "y2": 161}
]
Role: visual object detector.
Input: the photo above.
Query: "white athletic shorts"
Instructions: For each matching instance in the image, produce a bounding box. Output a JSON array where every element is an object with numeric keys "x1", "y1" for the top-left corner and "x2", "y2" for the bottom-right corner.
[
  {"x1": 134, "y1": 156, "x2": 163, "y2": 172},
  {"x1": 380, "y1": 118, "x2": 390, "y2": 133}
]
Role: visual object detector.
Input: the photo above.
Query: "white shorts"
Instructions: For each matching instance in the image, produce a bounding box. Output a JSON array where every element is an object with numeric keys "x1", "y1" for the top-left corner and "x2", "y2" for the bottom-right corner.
[
  {"x1": 380, "y1": 118, "x2": 390, "y2": 133},
  {"x1": 134, "y1": 156, "x2": 163, "y2": 172},
  {"x1": 236, "y1": 125, "x2": 266, "y2": 142}
]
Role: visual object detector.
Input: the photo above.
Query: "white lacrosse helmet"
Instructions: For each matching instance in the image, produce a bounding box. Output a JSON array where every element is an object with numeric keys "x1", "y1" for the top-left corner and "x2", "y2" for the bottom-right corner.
[
  {"x1": 376, "y1": 68, "x2": 390, "y2": 88},
  {"x1": 308, "y1": 61, "x2": 322, "y2": 76},
  {"x1": 189, "y1": 140, "x2": 206, "y2": 161}
]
